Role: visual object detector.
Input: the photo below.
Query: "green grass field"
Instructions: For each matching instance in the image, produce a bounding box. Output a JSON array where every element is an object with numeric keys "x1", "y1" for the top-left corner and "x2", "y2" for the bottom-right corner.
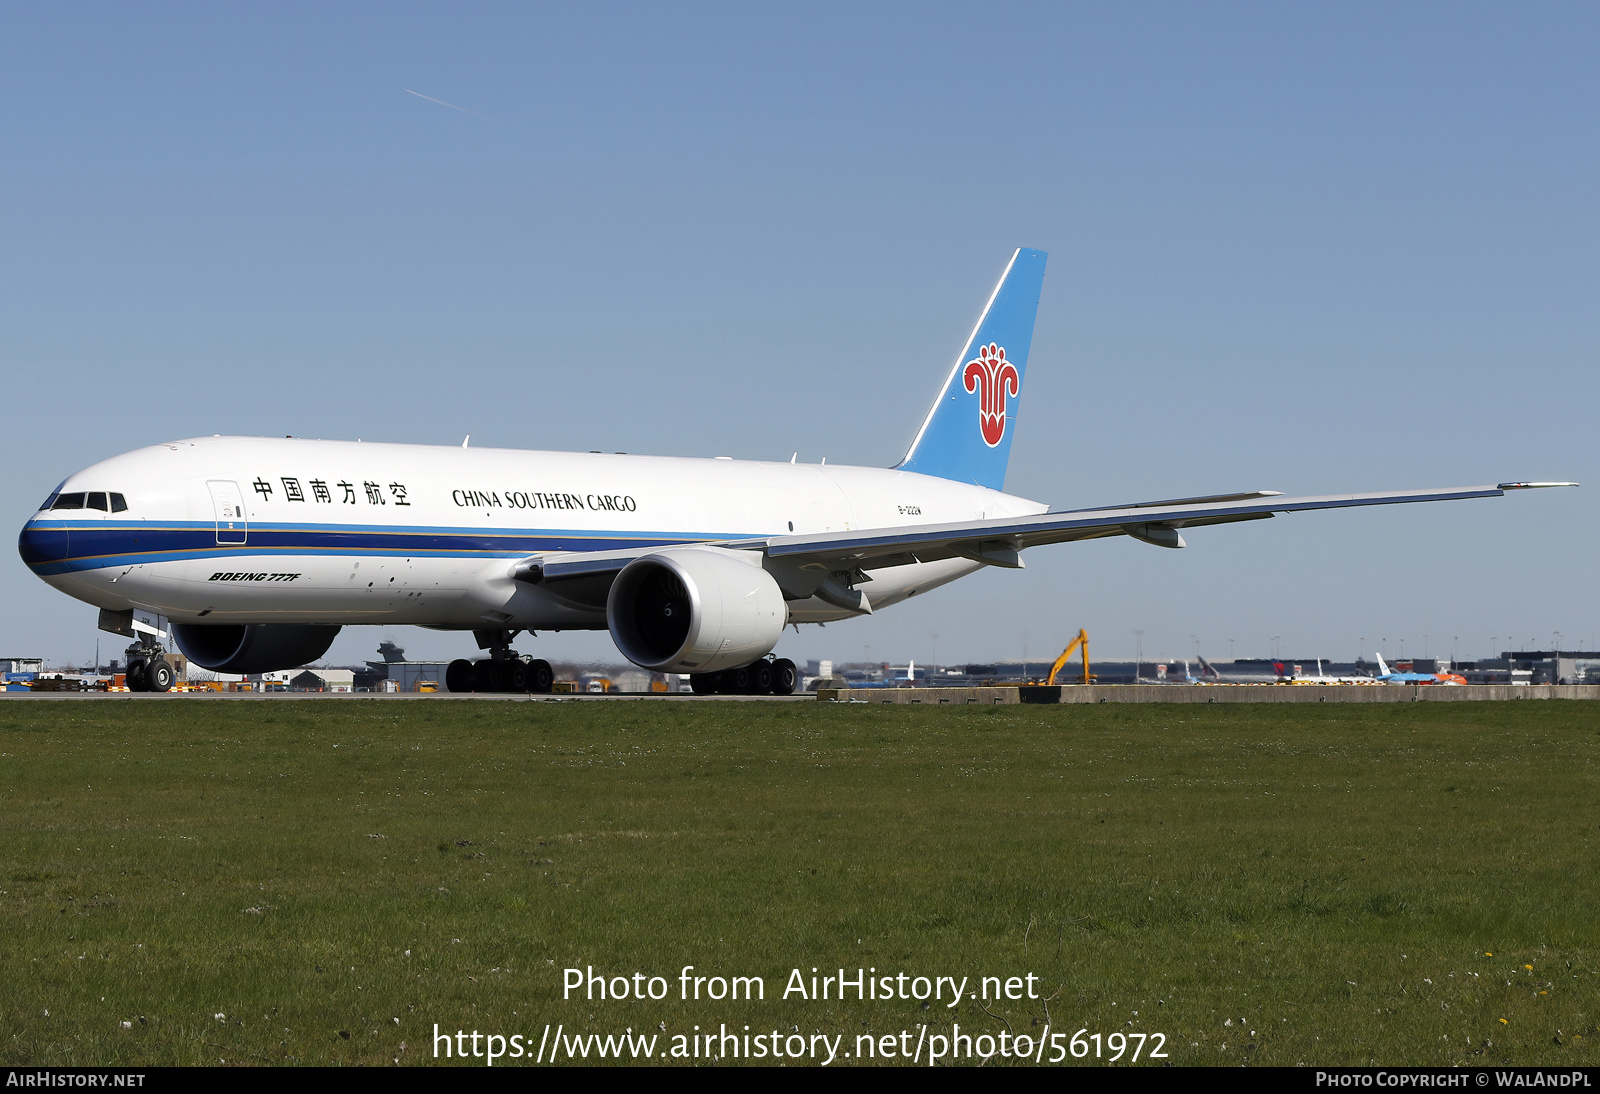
[{"x1": 2, "y1": 697, "x2": 1597, "y2": 1067}]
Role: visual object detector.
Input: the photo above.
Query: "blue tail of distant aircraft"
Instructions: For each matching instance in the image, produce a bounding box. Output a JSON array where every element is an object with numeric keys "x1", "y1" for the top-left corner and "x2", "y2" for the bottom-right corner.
[{"x1": 895, "y1": 248, "x2": 1047, "y2": 492}]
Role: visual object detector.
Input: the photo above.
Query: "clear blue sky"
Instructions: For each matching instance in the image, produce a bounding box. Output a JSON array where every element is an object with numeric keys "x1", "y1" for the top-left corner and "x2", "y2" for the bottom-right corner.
[{"x1": 4, "y1": 2, "x2": 1596, "y2": 668}]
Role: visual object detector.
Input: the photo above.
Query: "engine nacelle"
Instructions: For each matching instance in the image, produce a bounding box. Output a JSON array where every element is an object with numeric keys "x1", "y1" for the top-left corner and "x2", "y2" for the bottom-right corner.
[
  {"x1": 607, "y1": 547, "x2": 785, "y2": 673},
  {"x1": 172, "y1": 623, "x2": 342, "y2": 674}
]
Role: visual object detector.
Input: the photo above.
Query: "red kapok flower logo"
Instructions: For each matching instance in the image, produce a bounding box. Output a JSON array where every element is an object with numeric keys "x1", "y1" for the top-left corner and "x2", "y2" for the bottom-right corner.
[{"x1": 962, "y1": 343, "x2": 1019, "y2": 447}]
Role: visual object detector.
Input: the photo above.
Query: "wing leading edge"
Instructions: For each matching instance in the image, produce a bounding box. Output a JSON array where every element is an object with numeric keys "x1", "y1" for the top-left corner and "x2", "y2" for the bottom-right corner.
[
  {"x1": 512, "y1": 482, "x2": 1575, "y2": 607},
  {"x1": 758, "y1": 484, "x2": 1515, "y2": 567}
]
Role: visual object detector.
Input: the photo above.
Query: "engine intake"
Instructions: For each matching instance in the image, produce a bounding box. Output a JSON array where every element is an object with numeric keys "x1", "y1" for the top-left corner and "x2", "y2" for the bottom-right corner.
[
  {"x1": 607, "y1": 548, "x2": 785, "y2": 673},
  {"x1": 172, "y1": 623, "x2": 342, "y2": 674}
]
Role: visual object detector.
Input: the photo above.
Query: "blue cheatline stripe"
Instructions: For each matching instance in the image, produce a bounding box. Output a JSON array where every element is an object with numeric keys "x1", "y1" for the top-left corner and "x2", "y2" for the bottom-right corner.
[
  {"x1": 22, "y1": 517, "x2": 712, "y2": 537},
  {"x1": 18, "y1": 522, "x2": 756, "y2": 577}
]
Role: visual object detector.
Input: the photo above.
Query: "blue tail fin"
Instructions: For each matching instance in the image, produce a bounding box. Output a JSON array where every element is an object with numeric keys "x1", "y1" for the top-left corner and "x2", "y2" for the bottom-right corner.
[{"x1": 895, "y1": 248, "x2": 1047, "y2": 491}]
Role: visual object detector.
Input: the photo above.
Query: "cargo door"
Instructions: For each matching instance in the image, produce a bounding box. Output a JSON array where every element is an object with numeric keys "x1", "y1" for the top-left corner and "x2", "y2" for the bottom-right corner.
[{"x1": 207, "y1": 480, "x2": 248, "y2": 545}]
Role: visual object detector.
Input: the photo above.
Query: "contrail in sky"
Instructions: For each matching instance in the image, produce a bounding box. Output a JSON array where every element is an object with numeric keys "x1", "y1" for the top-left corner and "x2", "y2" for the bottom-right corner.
[{"x1": 404, "y1": 88, "x2": 484, "y2": 118}]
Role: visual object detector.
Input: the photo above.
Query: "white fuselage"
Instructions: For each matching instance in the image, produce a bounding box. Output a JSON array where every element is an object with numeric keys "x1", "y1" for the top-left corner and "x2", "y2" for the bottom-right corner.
[{"x1": 21, "y1": 436, "x2": 1048, "y2": 632}]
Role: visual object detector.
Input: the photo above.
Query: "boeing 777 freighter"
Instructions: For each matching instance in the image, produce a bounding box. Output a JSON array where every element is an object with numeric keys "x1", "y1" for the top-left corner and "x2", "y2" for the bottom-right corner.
[{"x1": 17, "y1": 249, "x2": 1576, "y2": 694}]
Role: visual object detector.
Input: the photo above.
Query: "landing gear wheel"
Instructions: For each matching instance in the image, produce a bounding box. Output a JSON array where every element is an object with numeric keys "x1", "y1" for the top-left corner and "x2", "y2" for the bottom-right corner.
[
  {"x1": 771, "y1": 658, "x2": 798, "y2": 696},
  {"x1": 690, "y1": 673, "x2": 717, "y2": 695},
  {"x1": 146, "y1": 659, "x2": 174, "y2": 693},
  {"x1": 446, "y1": 659, "x2": 474, "y2": 693},
  {"x1": 722, "y1": 665, "x2": 750, "y2": 694},
  {"x1": 505, "y1": 660, "x2": 530, "y2": 693},
  {"x1": 748, "y1": 661, "x2": 775, "y2": 695},
  {"x1": 125, "y1": 660, "x2": 148, "y2": 692},
  {"x1": 528, "y1": 659, "x2": 554, "y2": 694},
  {"x1": 471, "y1": 659, "x2": 495, "y2": 692}
]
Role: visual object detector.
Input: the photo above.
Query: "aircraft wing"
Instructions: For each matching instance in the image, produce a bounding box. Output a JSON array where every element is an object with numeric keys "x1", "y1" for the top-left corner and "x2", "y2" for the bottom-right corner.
[
  {"x1": 754, "y1": 483, "x2": 1542, "y2": 568},
  {"x1": 515, "y1": 482, "x2": 1572, "y2": 606}
]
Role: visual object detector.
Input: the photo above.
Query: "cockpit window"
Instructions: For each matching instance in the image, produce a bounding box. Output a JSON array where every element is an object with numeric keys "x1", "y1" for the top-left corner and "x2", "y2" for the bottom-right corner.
[{"x1": 44, "y1": 491, "x2": 126, "y2": 512}]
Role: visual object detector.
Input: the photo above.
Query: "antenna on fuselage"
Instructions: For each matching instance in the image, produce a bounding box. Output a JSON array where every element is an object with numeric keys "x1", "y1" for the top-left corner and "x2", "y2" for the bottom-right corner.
[{"x1": 462, "y1": 435, "x2": 470, "y2": 448}]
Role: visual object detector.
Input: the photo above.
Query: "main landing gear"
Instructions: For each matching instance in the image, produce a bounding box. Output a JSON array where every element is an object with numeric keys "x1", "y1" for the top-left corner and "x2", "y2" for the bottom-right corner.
[
  {"x1": 123, "y1": 640, "x2": 174, "y2": 693},
  {"x1": 446, "y1": 628, "x2": 554, "y2": 694},
  {"x1": 689, "y1": 657, "x2": 799, "y2": 696},
  {"x1": 445, "y1": 655, "x2": 554, "y2": 694}
]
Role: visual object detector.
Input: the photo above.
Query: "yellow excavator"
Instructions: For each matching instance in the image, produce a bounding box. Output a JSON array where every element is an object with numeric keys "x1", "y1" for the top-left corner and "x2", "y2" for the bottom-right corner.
[{"x1": 1046, "y1": 629, "x2": 1093, "y2": 685}]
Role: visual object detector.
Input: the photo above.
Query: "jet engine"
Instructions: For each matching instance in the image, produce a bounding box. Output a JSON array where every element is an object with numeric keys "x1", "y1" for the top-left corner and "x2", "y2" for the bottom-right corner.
[
  {"x1": 606, "y1": 547, "x2": 786, "y2": 673},
  {"x1": 172, "y1": 623, "x2": 342, "y2": 674}
]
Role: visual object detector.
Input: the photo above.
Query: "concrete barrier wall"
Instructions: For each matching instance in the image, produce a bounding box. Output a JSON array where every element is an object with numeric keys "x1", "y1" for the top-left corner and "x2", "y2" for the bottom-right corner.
[{"x1": 817, "y1": 684, "x2": 1600, "y2": 705}]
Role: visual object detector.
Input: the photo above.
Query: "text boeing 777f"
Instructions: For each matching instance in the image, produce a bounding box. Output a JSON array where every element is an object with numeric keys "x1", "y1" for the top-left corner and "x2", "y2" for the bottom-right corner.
[{"x1": 17, "y1": 249, "x2": 1576, "y2": 693}]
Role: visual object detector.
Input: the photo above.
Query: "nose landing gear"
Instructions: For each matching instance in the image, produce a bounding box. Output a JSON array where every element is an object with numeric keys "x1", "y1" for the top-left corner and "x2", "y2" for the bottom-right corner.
[{"x1": 123, "y1": 640, "x2": 174, "y2": 693}]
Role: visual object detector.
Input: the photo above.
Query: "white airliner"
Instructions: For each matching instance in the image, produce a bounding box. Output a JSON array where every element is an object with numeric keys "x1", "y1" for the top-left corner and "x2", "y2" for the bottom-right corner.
[{"x1": 18, "y1": 248, "x2": 1576, "y2": 694}]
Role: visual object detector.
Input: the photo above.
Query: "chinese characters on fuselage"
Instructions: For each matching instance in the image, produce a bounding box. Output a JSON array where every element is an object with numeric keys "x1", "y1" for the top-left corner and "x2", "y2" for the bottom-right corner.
[
  {"x1": 241, "y1": 478, "x2": 638, "y2": 513},
  {"x1": 252, "y1": 477, "x2": 410, "y2": 506}
]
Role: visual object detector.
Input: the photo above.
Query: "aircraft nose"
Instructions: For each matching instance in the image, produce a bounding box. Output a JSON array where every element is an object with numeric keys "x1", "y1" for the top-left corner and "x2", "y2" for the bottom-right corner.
[{"x1": 18, "y1": 516, "x2": 70, "y2": 569}]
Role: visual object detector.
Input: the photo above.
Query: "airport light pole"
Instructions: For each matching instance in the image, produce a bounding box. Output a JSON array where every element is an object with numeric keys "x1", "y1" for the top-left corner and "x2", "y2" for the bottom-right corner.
[{"x1": 1133, "y1": 630, "x2": 1144, "y2": 683}]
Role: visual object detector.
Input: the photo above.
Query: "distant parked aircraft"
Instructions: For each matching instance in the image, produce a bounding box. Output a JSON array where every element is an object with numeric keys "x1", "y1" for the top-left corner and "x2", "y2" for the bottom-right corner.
[
  {"x1": 1284, "y1": 659, "x2": 1377, "y2": 684},
  {"x1": 1373, "y1": 653, "x2": 1466, "y2": 685},
  {"x1": 1196, "y1": 656, "x2": 1280, "y2": 683}
]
